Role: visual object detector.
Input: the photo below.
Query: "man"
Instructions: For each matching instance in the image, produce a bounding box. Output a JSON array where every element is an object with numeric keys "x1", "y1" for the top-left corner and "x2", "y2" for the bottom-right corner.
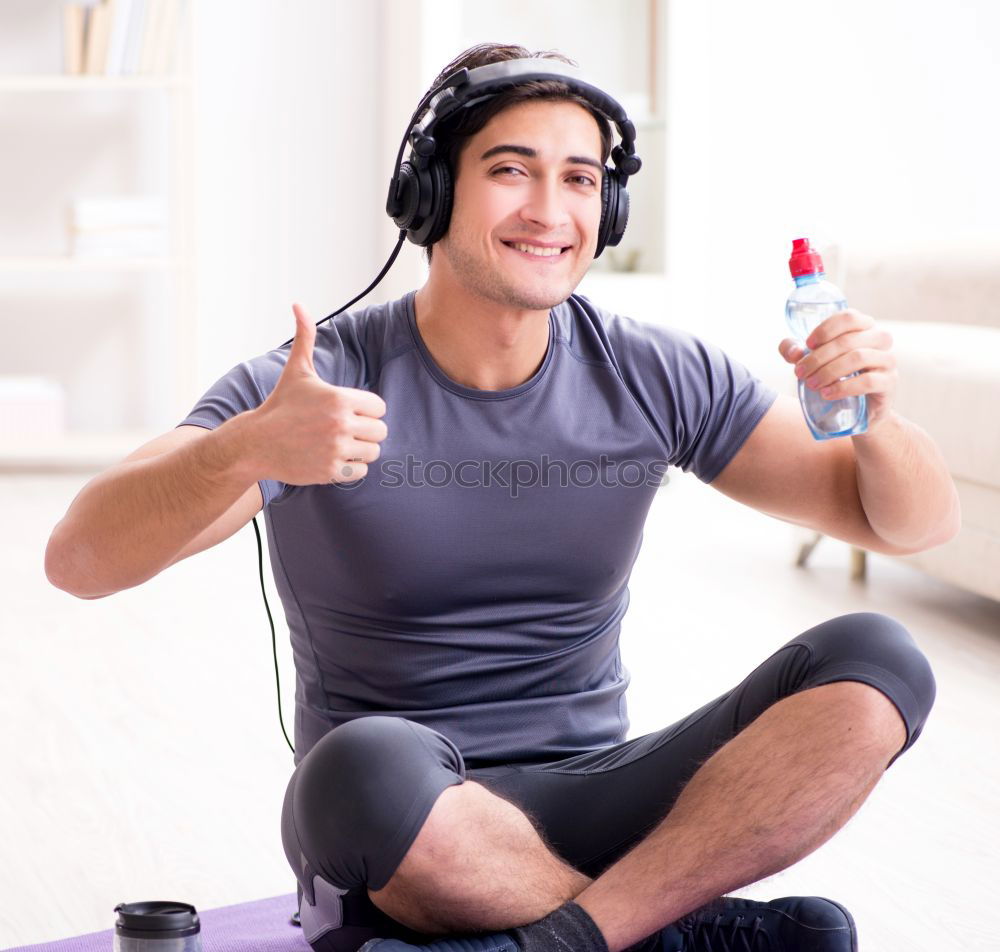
[{"x1": 45, "y1": 42, "x2": 958, "y2": 952}]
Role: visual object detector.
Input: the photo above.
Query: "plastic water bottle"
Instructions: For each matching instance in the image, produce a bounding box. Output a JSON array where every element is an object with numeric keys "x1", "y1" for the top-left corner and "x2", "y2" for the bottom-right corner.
[{"x1": 786, "y1": 238, "x2": 868, "y2": 440}]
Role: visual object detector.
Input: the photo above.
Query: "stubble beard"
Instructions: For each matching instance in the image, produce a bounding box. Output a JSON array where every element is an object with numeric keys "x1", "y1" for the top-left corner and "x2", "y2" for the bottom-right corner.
[{"x1": 439, "y1": 227, "x2": 581, "y2": 312}]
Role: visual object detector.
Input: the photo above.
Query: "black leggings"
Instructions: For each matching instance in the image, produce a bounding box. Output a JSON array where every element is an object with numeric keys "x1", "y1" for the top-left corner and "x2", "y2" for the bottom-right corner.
[{"x1": 281, "y1": 612, "x2": 936, "y2": 951}]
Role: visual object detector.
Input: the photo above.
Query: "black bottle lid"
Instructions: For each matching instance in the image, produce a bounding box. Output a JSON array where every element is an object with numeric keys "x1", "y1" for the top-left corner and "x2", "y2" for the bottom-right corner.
[{"x1": 114, "y1": 902, "x2": 201, "y2": 939}]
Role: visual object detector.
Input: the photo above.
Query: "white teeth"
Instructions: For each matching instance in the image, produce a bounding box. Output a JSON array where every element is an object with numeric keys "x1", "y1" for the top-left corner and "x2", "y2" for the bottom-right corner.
[{"x1": 511, "y1": 242, "x2": 564, "y2": 257}]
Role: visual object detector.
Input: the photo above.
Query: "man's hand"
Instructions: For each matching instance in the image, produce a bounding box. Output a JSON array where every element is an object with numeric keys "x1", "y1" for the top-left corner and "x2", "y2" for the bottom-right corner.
[
  {"x1": 778, "y1": 307, "x2": 898, "y2": 432},
  {"x1": 248, "y1": 303, "x2": 389, "y2": 486}
]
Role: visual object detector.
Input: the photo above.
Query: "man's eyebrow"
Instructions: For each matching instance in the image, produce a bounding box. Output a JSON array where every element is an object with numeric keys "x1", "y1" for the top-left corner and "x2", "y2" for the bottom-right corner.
[{"x1": 479, "y1": 144, "x2": 603, "y2": 171}]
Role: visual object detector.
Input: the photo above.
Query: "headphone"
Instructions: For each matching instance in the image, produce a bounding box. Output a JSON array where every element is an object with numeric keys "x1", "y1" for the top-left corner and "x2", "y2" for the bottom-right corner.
[
  {"x1": 386, "y1": 58, "x2": 643, "y2": 257},
  {"x1": 265, "y1": 59, "x2": 644, "y2": 756}
]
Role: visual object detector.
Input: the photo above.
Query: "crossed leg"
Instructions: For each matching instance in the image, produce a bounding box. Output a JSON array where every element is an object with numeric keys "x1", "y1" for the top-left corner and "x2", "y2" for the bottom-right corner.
[{"x1": 368, "y1": 680, "x2": 906, "y2": 951}]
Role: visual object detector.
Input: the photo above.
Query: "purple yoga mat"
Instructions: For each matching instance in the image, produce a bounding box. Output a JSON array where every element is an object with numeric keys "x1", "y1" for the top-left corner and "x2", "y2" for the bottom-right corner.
[{"x1": 3, "y1": 893, "x2": 309, "y2": 952}]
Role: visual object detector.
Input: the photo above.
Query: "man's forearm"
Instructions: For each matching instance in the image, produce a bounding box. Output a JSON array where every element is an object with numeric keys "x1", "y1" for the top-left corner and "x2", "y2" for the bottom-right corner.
[
  {"x1": 851, "y1": 409, "x2": 961, "y2": 551},
  {"x1": 45, "y1": 413, "x2": 260, "y2": 598}
]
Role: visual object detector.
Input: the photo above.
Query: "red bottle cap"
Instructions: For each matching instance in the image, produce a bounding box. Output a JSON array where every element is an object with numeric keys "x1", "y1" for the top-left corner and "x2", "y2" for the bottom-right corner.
[{"x1": 788, "y1": 237, "x2": 825, "y2": 278}]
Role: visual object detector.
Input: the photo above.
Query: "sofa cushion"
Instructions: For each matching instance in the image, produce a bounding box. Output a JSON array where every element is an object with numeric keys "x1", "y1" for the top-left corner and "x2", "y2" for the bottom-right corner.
[
  {"x1": 895, "y1": 477, "x2": 999, "y2": 603},
  {"x1": 879, "y1": 319, "x2": 1000, "y2": 489},
  {"x1": 833, "y1": 239, "x2": 1000, "y2": 331}
]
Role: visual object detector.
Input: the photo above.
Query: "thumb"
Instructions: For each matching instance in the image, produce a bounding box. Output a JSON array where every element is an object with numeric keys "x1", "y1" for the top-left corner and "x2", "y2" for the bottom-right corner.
[
  {"x1": 287, "y1": 302, "x2": 317, "y2": 374},
  {"x1": 779, "y1": 338, "x2": 804, "y2": 363}
]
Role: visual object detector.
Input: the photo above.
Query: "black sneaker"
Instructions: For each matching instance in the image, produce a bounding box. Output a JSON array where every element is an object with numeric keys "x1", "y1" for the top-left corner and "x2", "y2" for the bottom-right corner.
[
  {"x1": 658, "y1": 896, "x2": 858, "y2": 951},
  {"x1": 358, "y1": 934, "x2": 519, "y2": 951}
]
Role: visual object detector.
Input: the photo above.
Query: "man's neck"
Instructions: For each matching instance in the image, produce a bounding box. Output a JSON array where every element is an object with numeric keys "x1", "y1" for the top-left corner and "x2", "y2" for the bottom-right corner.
[{"x1": 413, "y1": 278, "x2": 552, "y2": 392}]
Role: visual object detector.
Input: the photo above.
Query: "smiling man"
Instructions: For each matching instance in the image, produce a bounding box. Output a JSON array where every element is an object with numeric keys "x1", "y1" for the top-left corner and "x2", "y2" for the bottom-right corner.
[
  {"x1": 413, "y1": 100, "x2": 603, "y2": 394},
  {"x1": 46, "y1": 42, "x2": 959, "y2": 952}
]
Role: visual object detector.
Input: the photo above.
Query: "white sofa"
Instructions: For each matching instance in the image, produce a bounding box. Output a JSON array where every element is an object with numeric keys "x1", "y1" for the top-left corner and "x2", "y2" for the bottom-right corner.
[{"x1": 789, "y1": 240, "x2": 1000, "y2": 604}]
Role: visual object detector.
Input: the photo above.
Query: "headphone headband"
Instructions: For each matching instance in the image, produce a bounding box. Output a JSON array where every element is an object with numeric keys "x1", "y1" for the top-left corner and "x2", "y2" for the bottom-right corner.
[
  {"x1": 413, "y1": 60, "x2": 637, "y2": 157},
  {"x1": 386, "y1": 57, "x2": 643, "y2": 254}
]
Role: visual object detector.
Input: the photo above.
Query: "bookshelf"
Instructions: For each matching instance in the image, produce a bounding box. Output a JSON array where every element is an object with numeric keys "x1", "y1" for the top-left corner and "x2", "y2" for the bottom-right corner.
[
  {"x1": 0, "y1": 1, "x2": 194, "y2": 472},
  {"x1": 0, "y1": 74, "x2": 188, "y2": 91}
]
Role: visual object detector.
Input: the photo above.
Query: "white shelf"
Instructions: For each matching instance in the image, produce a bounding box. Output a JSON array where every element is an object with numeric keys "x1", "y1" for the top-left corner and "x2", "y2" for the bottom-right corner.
[
  {"x1": 1, "y1": 9, "x2": 197, "y2": 470},
  {"x1": 0, "y1": 74, "x2": 187, "y2": 91},
  {"x1": 0, "y1": 255, "x2": 180, "y2": 272},
  {"x1": 0, "y1": 429, "x2": 162, "y2": 473}
]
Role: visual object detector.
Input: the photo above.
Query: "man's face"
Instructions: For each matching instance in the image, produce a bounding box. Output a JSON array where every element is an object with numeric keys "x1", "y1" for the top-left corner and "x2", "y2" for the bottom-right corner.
[{"x1": 435, "y1": 100, "x2": 604, "y2": 311}]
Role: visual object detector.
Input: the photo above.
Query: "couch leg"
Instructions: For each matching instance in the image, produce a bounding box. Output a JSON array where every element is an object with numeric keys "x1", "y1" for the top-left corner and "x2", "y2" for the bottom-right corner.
[
  {"x1": 796, "y1": 531, "x2": 824, "y2": 567},
  {"x1": 850, "y1": 546, "x2": 867, "y2": 581}
]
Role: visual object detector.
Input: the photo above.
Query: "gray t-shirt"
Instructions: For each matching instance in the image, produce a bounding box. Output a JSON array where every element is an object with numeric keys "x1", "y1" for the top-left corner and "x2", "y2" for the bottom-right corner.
[{"x1": 179, "y1": 289, "x2": 777, "y2": 767}]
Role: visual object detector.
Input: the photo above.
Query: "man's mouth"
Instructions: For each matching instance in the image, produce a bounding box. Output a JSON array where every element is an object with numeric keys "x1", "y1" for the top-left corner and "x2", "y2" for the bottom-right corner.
[{"x1": 501, "y1": 240, "x2": 572, "y2": 261}]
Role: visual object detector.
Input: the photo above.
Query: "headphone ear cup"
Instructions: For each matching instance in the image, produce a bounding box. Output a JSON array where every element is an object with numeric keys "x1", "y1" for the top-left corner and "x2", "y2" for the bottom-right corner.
[
  {"x1": 608, "y1": 181, "x2": 629, "y2": 249},
  {"x1": 399, "y1": 157, "x2": 452, "y2": 247},
  {"x1": 595, "y1": 168, "x2": 630, "y2": 259},
  {"x1": 391, "y1": 158, "x2": 452, "y2": 247},
  {"x1": 421, "y1": 157, "x2": 453, "y2": 248},
  {"x1": 595, "y1": 169, "x2": 614, "y2": 259},
  {"x1": 390, "y1": 160, "x2": 422, "y2": 234}
]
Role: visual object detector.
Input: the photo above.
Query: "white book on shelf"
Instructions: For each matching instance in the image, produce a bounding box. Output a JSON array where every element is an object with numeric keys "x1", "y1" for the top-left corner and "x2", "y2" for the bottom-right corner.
[
  {"x1": 63, "y1": 5, "x2": 86, "y2": 76},
  {"x1": 153, "y1": 0, "x2": 186, "y2": 75},
  {"x1": 70, "y1": 195, "x2": 167, "y2": 227},
  {"x1": 105, "y1": 0, "x2": 135, "y2": 76},
  {"x1": 138, "y1": 0, "x2": 167, "y2": 75},
  {"x1": 0, "y1": 377, "x2": 67, "y2": 438},
  {"x1": 123, "y1": 0, "x2": 150, "y2": 76},
  {"x1": 84, "y1": 0, "x2": 112, "y2": 76},
  {"x1": 73, "y1": 230, "x2": 168, "y2": 257},
  {"x1": 68, "y1": 195, "x2": 169, "y2": 257}
]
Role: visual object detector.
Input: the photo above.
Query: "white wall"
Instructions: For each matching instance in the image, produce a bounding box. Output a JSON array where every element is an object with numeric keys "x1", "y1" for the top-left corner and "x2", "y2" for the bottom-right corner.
[
  {"x1": 187, "y1": 0, "x2": 671, "y2": 398},
  {"x1": 662, "y1": 0, "x2": 1000, "y2": 372},
  {"x1": 192, "y1": 0, "x2": 1000, "y2": 397},
  {"x1": 7, "y1": 2, "x2": 994, "y2": 424},
  {"x1": 189, "y1": 1, "x2": 383, "y2": 393}
]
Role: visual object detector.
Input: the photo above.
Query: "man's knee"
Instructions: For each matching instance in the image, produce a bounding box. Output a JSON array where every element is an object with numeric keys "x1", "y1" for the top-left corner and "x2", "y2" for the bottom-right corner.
[
  {"x1": 282, "y1": 716, "x2": 466, "y2": 893},
  {"x1": 798, "y1": 612, "x2": 936, "y2": 763}
]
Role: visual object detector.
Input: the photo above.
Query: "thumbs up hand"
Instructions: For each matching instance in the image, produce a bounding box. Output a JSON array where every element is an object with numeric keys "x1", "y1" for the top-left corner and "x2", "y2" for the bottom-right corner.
[
  {"x1": 285, "y1": 301, "x2": 318, "y2": 376},
  {"x1": 247, "y1": 303, "x2": 388, "y2": 486}
]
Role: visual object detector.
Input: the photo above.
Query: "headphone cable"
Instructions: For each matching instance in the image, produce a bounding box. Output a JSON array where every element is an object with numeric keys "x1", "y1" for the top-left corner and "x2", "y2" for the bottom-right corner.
[
  {"x1": 252, "y1": 515, "x2": 294, "y2": 754},
  {"x1": 278, "y1": 230, "x2": 407, "y2": 347},
  {"x1": 257, "y1": 228, "x2": 409, "y2": 756}
]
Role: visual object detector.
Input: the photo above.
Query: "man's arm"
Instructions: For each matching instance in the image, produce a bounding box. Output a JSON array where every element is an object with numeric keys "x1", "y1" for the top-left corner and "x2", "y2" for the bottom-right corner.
[
  {"x1": 850, "y1": 407, "x2": 962, "y2": 551},
  {"x1": 46, "y1": 301, "x2": 391, "y2": 601},
  {"x1": 710, "y1": 393, "x2": 961, "y2": 555},
  {"x1": 45, "y1": 416, "x2": 264, "y2": 600}
]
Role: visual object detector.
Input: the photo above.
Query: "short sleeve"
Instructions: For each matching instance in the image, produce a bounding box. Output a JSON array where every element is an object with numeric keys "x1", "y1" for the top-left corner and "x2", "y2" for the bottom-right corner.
[
  {"x1": 177, "y1": 350, "x2": 290, "y2": 506},
  {"x1": 605, "y1": 314, "x2": 778, "y2": 484}
]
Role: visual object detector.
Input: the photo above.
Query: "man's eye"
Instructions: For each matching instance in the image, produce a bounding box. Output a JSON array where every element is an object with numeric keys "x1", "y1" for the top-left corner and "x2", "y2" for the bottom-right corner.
[{"x1": 492, "y1": 167, "x2": 596, "y2": 187}]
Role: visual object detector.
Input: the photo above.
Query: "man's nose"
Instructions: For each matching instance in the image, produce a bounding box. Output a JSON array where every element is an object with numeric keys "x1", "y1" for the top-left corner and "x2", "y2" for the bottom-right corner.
[{"x1": 519, "y1": 175, "x2": 573, "y2": 229}]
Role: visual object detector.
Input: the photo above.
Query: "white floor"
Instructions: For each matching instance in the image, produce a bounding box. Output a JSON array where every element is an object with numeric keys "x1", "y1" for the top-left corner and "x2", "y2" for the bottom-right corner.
[{"x1": 2, "y1": 469, "x2": 998, "y2": 951}]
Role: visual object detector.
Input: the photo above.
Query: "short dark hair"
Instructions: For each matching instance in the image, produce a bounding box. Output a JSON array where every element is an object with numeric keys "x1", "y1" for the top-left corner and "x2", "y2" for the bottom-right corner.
[{"x1": 416, "y1": 43, "x2": 614, "y2": 265}]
